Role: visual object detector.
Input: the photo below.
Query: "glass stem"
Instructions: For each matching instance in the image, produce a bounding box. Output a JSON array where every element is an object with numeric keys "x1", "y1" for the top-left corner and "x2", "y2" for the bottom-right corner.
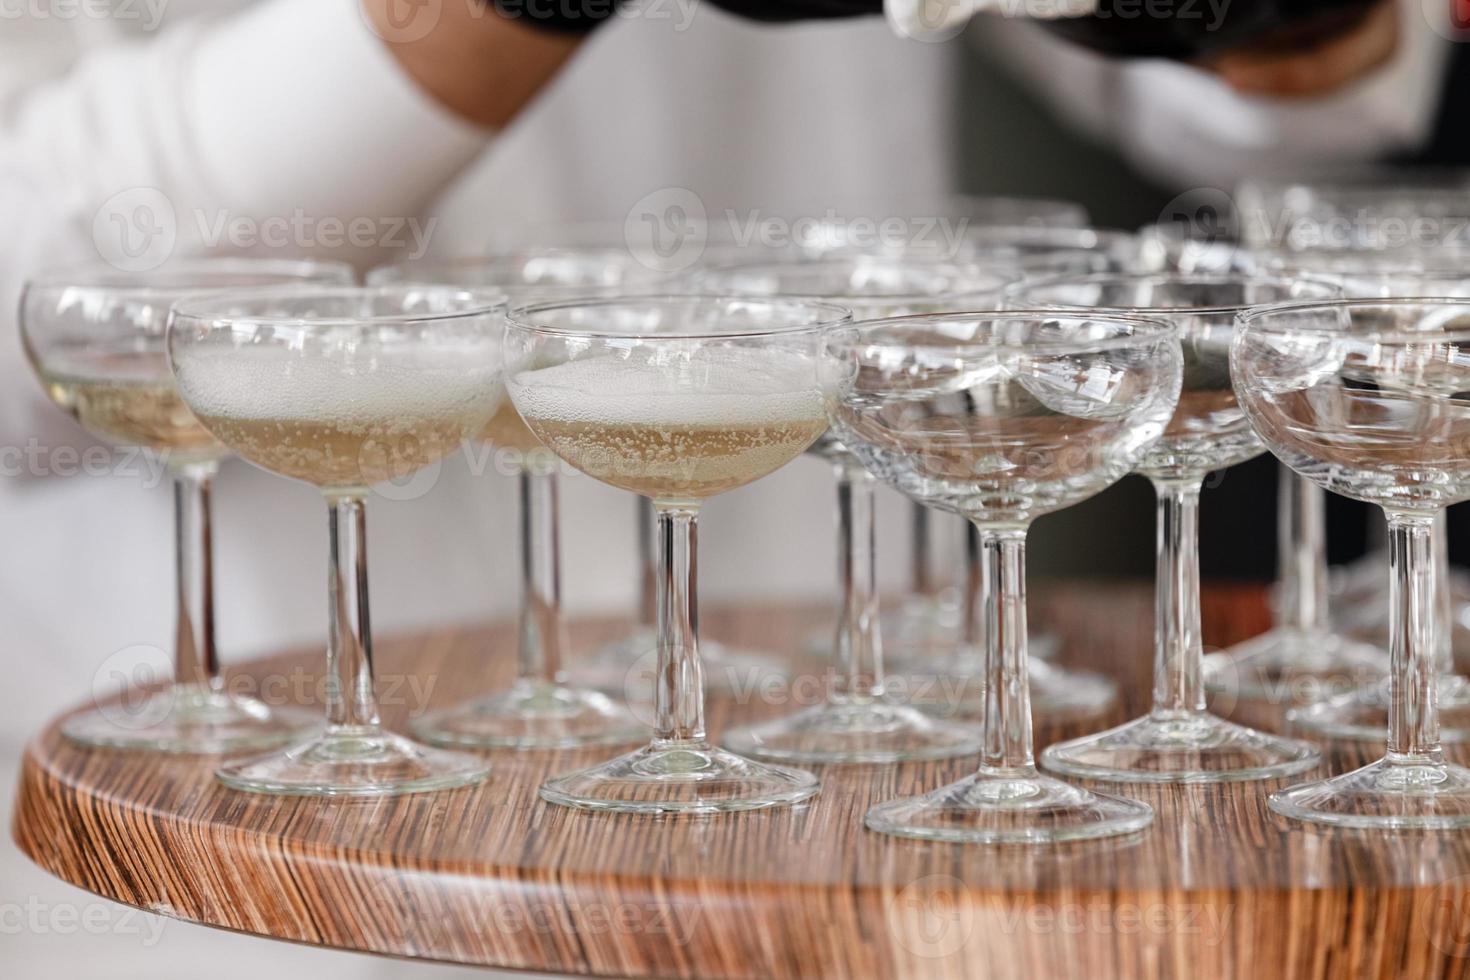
[
  {"x1": 637, "y1": 497, "x2": 657, "y2": 631},
  {"x1": 910, "y1": 501, "x2": 932, "y2": 596},
  {"x1": 962, "y1": 520, "x2": 982, "y2": 651},
  {"x1": 1385, "y1": 512, "x2": 1443, "y2": 764},
  {"x1": 973, "y1": 526, "x2": 1035, "y2": 776},
  {"x1": 1277, "y1": 469, "x2": 1329, "y2": 632},
  {"x1": 517, "y1": 469, "x2": 565, "y2": 686},
  {"x1": 1151, "y1": 478, "x2": 1205, "y2": 717},
  {"x1": 325, "y1": 494, "x2": 380, "y2": 733},
  {"x1": 172, "y1": 459, "x2": 220, "y2": 691},
  {"x1": 652, "y1": 503, "x2": 705, "y2": 746},
  {"x1": 832, "y1": 457, "x2": 883, "y2": 703},
  {"x1": 1434, "y1": 513, "x2": 1454, "y2": 675}
]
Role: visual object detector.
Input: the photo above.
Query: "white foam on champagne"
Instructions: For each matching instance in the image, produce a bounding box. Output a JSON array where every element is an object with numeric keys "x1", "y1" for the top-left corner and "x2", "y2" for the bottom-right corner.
[
  {"x1": 177, "y1": 343, "x2": 501, "y2": 426},
  {"x1": 510, "y1": 346, "x2": 825, "y2": 429}
]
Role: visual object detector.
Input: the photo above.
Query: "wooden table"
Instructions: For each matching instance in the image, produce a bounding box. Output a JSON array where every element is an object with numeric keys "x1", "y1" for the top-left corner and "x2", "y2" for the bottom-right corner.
[{"x1": 14, "y1": 583, "x2": 1470, "y2": 979}]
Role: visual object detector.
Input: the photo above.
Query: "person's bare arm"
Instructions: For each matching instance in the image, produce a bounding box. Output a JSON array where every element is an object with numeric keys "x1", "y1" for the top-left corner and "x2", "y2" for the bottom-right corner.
[{"x1": 361, "y1": 0, "x2": 584, "y2": 129}]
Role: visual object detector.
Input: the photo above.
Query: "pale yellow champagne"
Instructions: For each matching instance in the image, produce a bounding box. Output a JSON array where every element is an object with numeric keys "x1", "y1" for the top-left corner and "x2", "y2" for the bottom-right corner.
[
  {"x1": 479, "y1": 396, "x2": 542, "y2": 452},
  {"x1": 37, "y1": 347, "x2": 226, "y2": 463},
  {"x1": 510, "y1": 347, "x2": 826, "y2": 501},
  {"x1": 175, "y1": 346, "x2": 499, "y2": 490}
]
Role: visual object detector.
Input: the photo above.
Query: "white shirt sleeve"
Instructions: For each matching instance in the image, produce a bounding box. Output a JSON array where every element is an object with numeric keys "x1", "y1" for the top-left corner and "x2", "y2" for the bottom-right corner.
[{"x1": 0, "y1": 0, "x2": 493, "y2": 452}]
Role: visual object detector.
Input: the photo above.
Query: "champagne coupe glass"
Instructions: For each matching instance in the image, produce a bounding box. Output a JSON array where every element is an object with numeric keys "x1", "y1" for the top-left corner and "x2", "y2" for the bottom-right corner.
[
  {"x1": 168, "y1": 286, "x2": 502, "y2": 795},
  {"x1": 1145, "y1": 214, "x2": 1372, "y2": 713},
  {"x1": 20, "y1": 259, "x2": 351, "y2": 753},
  {"x1": 829, "y1": 310, "x2": 1182, "y2": 842},
  {"x1": 1302, "y1": 259, "x2": 1470, "y2": 674},
  {"x1": 791, "y1": 194, "x2": 1089, "y2": 255},
  {"x1": 1231, "y1": 175, "x2": 1470, "y2": 713},
  {"x1": 960, "y1": 226, "x2": 1148, "y2": 274},
  {"x1": 1012, "y1": 274, "x2": 1326, "y2": 783},
  {"x1": 404, "y1": 245, "x2": 795, "y2": 695},
  {"x1": 694, "y1": 256, "x2": 1013, "y2": 762},
  {"x1": 797, "y1": 209, "x2": 1093, "y2": 664},
  {"x1": 366, "y1": 251, "x2": 657, "y2": 748},
  {"x1": 1235, "y1": 298, "x2": 1470, "y2": 828},
  {"x1": 825, "y1": 229, "x2": 1143, "y2": 673},
  {"x1": 505, "y1": 295, "x2": 849, "y2": 813},
  {"x1": 1232, "y1": 250, "x2": 1470, "y2": 741}
]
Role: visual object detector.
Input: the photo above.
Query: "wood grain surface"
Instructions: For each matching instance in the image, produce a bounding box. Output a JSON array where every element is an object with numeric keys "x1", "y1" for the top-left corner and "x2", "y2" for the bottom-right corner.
[{"x1": 14, "y1": 583, "x2": 1470, "y2": 979}]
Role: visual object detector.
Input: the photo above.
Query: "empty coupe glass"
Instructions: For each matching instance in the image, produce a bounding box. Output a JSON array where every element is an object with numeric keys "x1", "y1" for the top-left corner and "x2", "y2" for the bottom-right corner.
[
  {"x1": 1210, "y1": 250, "x2": 1470, "y2": 737},
  {"x1": 1235, "y1": 298, "x2": 1470, "y2": 828},
  {"x1": 1012, "y1": 274, "x2": 1325, "y2": 783},
  {"x1": 829, "y1": 310, "x2": 1182, "y2": 842}
]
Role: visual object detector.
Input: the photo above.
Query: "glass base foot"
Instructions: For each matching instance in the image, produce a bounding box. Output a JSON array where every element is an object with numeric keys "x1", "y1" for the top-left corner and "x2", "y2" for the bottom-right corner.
[
  {"x1": 1288, "y1": 674, "x2": 1470, "y2": 743},
  {"x1": 882, "y1": 630, "x2": 1061, "y2": 670},
  {"x1": 864, "y1": 768, "x2": 1153, "y2": 844},
  {"x1": 1270, "y1": 756, "x2": 1470, "y2": 830},
  {"x1": 879, "y1": 591, "x2": 964, "y2": 660},
  {"x1": 1040, "y1": 711, "x2": 1321, "y2": 784},
  {"x1": 409, "y1": 680, "x2": 644, "y2": 749},
  {"x1": 1203, "y1": 627, "x2": 1387, "y2": 706},
  {"x1": 583, "y1": 628, "x2": 788, "y2": 697},
  {"x1": 216, "y1": 728, "x2": 490, "y2": 797},
  {"x1": 61, "y1": 684, "x2": 316, "y2": 754},
  {"x1": 721, "y1": 701, "x2": 982, "y2": 764},
  {"x1": 539, "y1": 739, "x2": 819, "y2": 814}
]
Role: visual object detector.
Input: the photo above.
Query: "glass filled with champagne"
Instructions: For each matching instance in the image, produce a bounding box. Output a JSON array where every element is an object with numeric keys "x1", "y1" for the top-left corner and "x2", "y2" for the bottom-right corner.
[
  {"x1": 168, "y1": 285, "x2": 504, "y2": 796},
  {"x1": 506, "y1": 294, "x2": 849, "y2": 814},
  {"x1": 366, "y1": 250, "x2": 664, "y2": 749},
  {"x1": 21, "y1": 259, "x2": 352, "y2": 753}
]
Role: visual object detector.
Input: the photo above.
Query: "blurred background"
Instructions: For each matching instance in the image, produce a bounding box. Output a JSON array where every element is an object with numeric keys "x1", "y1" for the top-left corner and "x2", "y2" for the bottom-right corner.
[{"x1": 0, "y1": 0, "x2": 1456, "y2": 975}]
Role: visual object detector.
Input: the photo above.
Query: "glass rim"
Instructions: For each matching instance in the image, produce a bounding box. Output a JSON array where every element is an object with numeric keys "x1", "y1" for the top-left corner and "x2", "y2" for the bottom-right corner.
[
  {"x1": 1247, "y1": 246, "x2": 1470, "y2": 276},
  {"x1": 1006, "y1": 271, "x2": 1336, "y2": 315},
  {"x1": 1238, "y1": 296, "x2": 1470, "y2": 342},
  {"x1": 366, "y1": 247, "x2": 670, "y2": 284},
  {"x1": 692, "y1": 256, "x2": 1017, "y2": 305},
  {"x1": 168, "y1": 284, "x2": 509, "y2": 327},
  {"x1": 506, "y1": 293, "x2": 853, "y2": 339},
  {"x1": 828, "y1": 308, "x2": 1179, "y2": 354},
  {"x1": 962, "y1": 225, "x2": 1135, "y2": 248},
  {"x1": 23, "y1": 258, "x2": 354, "y2": 296}
]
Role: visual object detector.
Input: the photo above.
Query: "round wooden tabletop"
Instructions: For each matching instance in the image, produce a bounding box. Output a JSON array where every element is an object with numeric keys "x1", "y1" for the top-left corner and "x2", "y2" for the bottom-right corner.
[{"x1": 14, "y1": 584, "x2": 1470, "y2": 979}]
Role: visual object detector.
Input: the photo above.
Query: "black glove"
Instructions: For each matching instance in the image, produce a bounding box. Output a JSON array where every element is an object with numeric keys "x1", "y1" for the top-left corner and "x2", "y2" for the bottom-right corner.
[
  {"x1": 703, "y1": 0, "x2": 882, "y2": 22},
  {"x1": 486, "y1": 0, "x2": 882, "y2": 34}
]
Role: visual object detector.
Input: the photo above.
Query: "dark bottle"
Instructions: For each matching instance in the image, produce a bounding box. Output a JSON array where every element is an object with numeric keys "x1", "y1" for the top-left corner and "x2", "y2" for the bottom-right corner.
[{"x1": 1039, "y1": 0, "x2": 1380, "y2": 60}]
